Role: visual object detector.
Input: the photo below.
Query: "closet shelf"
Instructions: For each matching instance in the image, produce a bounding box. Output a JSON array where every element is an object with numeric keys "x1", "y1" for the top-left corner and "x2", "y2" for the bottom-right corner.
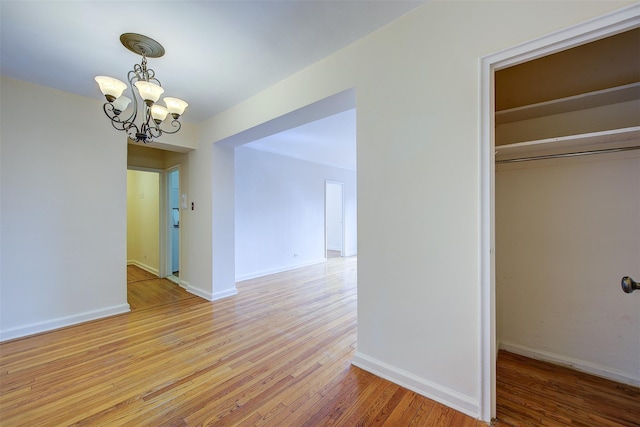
[
  {"x1": 496, "y1": 82, "x2": 640, "y2": 125},
  {"x1": 495, "y1": 126, "x2": 640, "y2": 162}
]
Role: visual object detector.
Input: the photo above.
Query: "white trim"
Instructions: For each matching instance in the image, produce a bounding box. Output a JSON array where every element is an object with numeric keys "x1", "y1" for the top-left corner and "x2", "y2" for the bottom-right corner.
[
  {"x1": 0, "y1": 304, "x2": 131, "y2": 342},
  {"x1": 235, "y1": 258, "x2": 327, "y2": 282},
  {"x1": 352, "y1": 352, "x2": 479, "y2": 419},
  {"x1": 212, "y1": 288, "x2": 239, "y2": 301},
  {"x1": 182, "y1": 281, "x2": 212, "y2": 300},
  {"x1": 158, "y1": 168, "x2": 168, "y2": 278},
  {"x1": 164, "y1": 166, "x2": 181, "y2": 279},
  {"x1": 479, "y1": 4, "x2": 640, "y2": 422},
  {"x1": 499, "y1": 341, "x2": 640, "y2": 387},
  {"x1": 182, "y1": 281, "x2": 238, "y2": 301}
]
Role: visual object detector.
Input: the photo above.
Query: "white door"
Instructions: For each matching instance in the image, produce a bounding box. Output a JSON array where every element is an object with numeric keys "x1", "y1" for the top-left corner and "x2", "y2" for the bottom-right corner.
[{"x1": 325, "y1": 181, "x2": 344, "y2": 256}]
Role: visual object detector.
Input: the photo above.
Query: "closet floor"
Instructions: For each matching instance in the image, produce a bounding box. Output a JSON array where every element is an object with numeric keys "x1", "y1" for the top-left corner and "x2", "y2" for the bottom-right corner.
[{"x1": 495, "y1": 350, "x2": 640, "y2": 426}]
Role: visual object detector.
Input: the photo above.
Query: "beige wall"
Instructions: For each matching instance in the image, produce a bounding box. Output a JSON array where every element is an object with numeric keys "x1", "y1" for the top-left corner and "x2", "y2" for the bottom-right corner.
[
  {"x1": 1, "y1": 76, "x2": 129, "y2": 339},
  {"x1": 496, "y1": 151, "x2": 640, "y2": 385},
  {"x1": 1, "y1": 1, "x2": 637, "y2": 421},
  {"x1": 185, "y1": 1, "x2": 637, "y2": 419},
  {"x1": 127, "y1": 170, "x2": 160, "y2": 274}
]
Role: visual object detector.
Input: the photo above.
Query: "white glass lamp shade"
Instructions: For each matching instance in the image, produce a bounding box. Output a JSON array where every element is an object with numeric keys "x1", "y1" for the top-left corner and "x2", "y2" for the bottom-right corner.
[
  {"x1": 150, "y1": 104, "x2": 169, "y2": 123},
  {"x1": 163, "y1": 97, "x2": 188, "y2": 118},
  {"x1": 111, "y1": 95, "x2": 131, "y2": 114},
  {"x1": 135, "y1": 81, "x2": 164, "y2": 103},
  {"x1": 95, "y1": 76, "x2": 127, "y2": 101}
]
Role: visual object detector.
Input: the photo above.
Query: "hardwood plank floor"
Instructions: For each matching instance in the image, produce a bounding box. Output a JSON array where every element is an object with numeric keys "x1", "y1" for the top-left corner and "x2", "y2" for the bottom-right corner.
[
  {"x1": 127, "y1": 265, "x2": 201, "y2": 311},
  {"x1": 495, "y1": 351, "x2": 640, "y2": 427},
  {"x1": 3, "y1": 260, "x2": 636, "y2": 426},
  {"x1": 0, "y1": 257, "x2": 483, "y2": 426}
]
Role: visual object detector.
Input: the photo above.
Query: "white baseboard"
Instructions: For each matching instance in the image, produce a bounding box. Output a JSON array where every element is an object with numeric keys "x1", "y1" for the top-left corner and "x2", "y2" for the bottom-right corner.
[
  {"x1": 181, "y1": 280, "x2": 211, "y2": 300},
  {"x1": 127, "y1": 260, "x2": 159, "y2": 276},
  {"x1": 181, "y1": 280, "x2": 237, "y2": 302},
  {"x1": 352, "y1": 351, "x2": 479, "y2": 419},
  {"x1": 235, "y1": 258, "x2": 326, "y2": 282},
  {"x1": 499, "y1": 341, "x2": 640, "y2": 387},
  {"x1": 166, "y1": 275, "x2": 180, "y2": 285},
  {"x1": 0, "y1": 303, "x2": 131, "y2": 342},
  {"x1": 212, "y1": 288, "x2": 238, "y2": 301}
]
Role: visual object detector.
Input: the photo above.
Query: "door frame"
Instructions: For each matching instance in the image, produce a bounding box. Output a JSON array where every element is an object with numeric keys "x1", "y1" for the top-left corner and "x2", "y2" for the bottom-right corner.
[
  {"x1": 478, "y1": 4, "x2": 640, "y2": 421},
  {"x1": 163, "y1": 166, "x2": 181, "y2": 283}
]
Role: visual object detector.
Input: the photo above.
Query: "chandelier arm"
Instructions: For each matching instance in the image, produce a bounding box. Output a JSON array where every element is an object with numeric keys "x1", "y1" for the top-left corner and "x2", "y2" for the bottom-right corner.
[
  {"x1": 115, "y1": 69, "x2": 141, "y2": 125},
  {"x1": 103, "y1": 103, "x2": 136, "y2": 133},
  {"x1": 129, "y1": 107, "x2": 158, "y2": 144},
  {"x1": 147, "y1": 124, "x2": 163, "y2": 140},
  {"x1": 147, "y1": 71, "x2": 161, "y2": 87},
  {"x1": 126, "y1": 126, "x2": 143, "y2": 142},
  {"x1": 158, "y1": 119, "x2": 182, "y2": 135}
]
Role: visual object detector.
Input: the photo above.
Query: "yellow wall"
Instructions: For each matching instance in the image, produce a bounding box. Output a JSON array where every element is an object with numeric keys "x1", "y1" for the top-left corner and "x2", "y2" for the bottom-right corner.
[{"x1": 127, "y1": 170, "x2": 160, "y2": 274}]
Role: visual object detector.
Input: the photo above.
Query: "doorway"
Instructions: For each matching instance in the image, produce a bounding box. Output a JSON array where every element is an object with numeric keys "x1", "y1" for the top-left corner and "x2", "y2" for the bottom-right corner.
[
  {"x1": 230, "y1": 94, "x2": 356, "y2": 283},
  {"x1": 325, "y1": 180, "x2": 344, "y2": 258},
  {"x1": 126, "y1": 167, "x2": 181, "y2": 280},
  {"x1": 479, "y1": 6, "x2": 640, "y2": 421}
]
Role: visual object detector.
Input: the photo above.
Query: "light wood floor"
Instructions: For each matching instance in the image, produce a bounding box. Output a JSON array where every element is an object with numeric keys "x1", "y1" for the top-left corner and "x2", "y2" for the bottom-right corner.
[
  {"x1": 0, "y1": 256, "x2": 482, "y2": 426},
  {"x1": 127, "y1": 265, "x2": 200, "y2": 311},
  {"x1": 1, "y1": 259, "x2": 638, "y2": 426},
  {"x1": 495, "y1": 351, "x2": 640, "y2": 427}
]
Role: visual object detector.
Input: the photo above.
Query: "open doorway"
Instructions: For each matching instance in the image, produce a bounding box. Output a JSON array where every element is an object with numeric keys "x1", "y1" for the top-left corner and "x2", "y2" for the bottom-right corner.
[
  {"x1": 233, "y1": 104, "x2": 357, "y2": 282},
  {"x1": 127, "y1": 167, "x2": 192, "y2": 310},
  {"x1": 480, "y1": 6, "x2": 640, "y2": 421}
]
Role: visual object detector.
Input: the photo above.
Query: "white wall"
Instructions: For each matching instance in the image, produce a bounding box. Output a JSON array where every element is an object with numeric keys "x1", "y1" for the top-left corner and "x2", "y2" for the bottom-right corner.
[
  {"x1": 235, "y1": 147, "x2": 356, "y2": 281},
  {"x1": 0, "y1": 77, "x2": 129, "y2": 340},
  {"x1": 188, "y1": 1, "x2": 635, "y2": 419},
  {"x1": 496, "y1": 151, "x2": 640, "y2": 385}
]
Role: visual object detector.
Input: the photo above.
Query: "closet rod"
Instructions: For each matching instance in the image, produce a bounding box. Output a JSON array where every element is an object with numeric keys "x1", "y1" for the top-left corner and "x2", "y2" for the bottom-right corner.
[{"x1": 496, "y1": 145, "x2": 640, "y2": 164}]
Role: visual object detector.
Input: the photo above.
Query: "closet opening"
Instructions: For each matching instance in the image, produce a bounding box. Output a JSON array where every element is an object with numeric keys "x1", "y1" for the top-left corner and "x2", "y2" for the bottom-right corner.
[{"x1": 479, "y1": 7, "x2": 640, "y2": 422}]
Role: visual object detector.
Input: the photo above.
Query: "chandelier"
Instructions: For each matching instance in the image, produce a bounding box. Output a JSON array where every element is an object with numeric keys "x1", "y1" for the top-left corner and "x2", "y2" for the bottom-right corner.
[{"x1": 95, "y1": 33, "x2": 188, "y2": 144}]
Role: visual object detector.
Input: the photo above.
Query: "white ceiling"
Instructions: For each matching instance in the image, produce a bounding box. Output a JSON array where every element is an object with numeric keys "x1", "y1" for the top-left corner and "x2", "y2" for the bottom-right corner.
[
  {"x1": 1, "y1": 1, "x2": 424, "y2": 168},
  {"x1": 245, "y1": 108, "x2": 357, "y2": 170},
  {"x1": 0, "y1": 0, "x2": 424, "y2": 123}
]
